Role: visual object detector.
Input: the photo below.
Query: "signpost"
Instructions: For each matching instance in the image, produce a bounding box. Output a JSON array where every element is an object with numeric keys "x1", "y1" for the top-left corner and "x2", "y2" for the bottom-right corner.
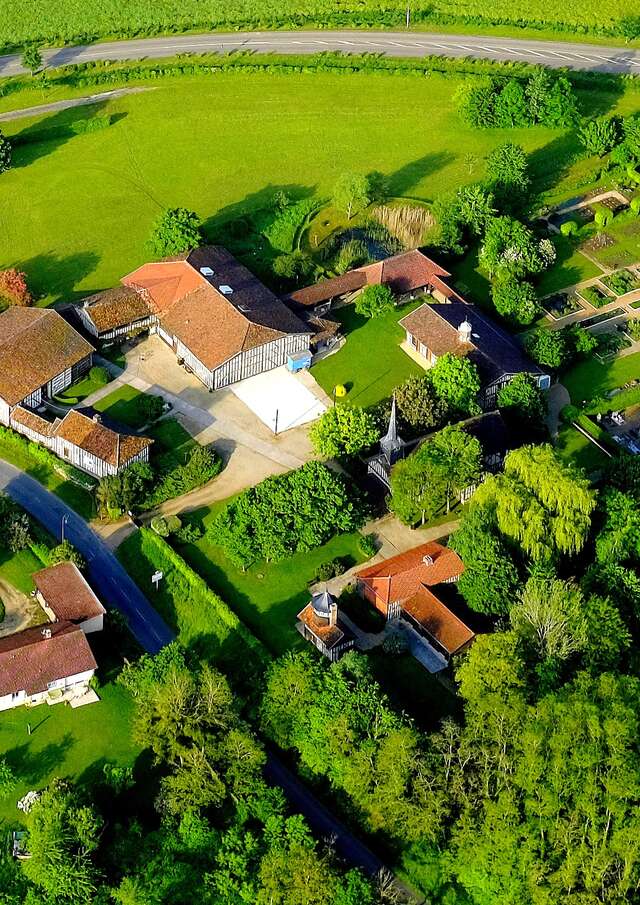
[{"x1": 151, "y1": 570, "x2": 163, "y2": 591}]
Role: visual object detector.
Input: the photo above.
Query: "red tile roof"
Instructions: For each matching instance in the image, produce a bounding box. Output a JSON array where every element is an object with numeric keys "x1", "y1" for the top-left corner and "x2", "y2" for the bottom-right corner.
[
  {"x1": 10, "y1": 406, "x2": 59, "y2": 437},
  {"x1": 54, "y1": 410, "x2": 153, "y2": 468},
  {"x1": 297, "y1": 603, "x2": 345, "y2": 649},
  {"x1": 402, "y1": 586, "x2": 475, "y2": 656},
  {"x1": 287, "y1": 250, "x2": 463, "y2": 308},
  {"x1": 0, "y1": 621, "x2": 97, "y2": 698},
  {"x1": 399, "y1": 304, "x2": 473, "y2": 358},
  {"x1": 33, "y1": 562, "x2": 105, "y2": 624},
  {"x1": 80, "y1": 287, "x2": 152, "y2": 334},
  {"x1": 122, "y1": 258, "x2": 204, "y2": 313},
  {"x1": 356, "y1": 542, "x2": 464, "y2": 607},
  {"x1": 0, "y1": 309, "x2": 93, "y2": 407}
]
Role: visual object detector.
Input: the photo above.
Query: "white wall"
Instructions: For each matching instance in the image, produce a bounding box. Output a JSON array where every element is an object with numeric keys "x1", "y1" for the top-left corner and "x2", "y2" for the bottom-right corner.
[{"x1": 0, "y1": 668, "x2": 95, "y2": 712}]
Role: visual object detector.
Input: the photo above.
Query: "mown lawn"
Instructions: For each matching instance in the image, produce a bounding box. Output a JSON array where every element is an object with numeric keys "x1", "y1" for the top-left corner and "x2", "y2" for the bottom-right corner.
[
  {"x1": 0, "y1": 545, "x2": 48, "y2": 596},
  {"x1": 146, "y1": 418, "x2": 197, "y2": 471},
  {"x1": 536, "y1": 235, "x2": 602, "y2": 297},
  {"x1": 93, "y1": 384, "x2": 147, "y2": 428},
  {"x1": 0, "y1": 69, "x2": 619, "y2": 305},
  {"x1": 178, "y1": 502, "x2": 367, "y2": 656},
  {"x1": 311, "y1": 301, "x2": 424, "y2": 408},
  {"x1": 55, "y1": 370, "x2": 112, "y2": 404},
  {"x1": 555, "y1": 423, "x2": 610, "y2": 473},
  {"x1": 562, "y1": 351, "x2": 640, "y2": 404}
]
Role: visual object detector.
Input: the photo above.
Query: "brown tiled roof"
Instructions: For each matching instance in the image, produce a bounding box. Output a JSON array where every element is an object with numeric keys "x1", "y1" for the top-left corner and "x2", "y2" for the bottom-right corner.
[
  {"x1": 402, "y1": 586, "x2": 475, "y2": 656},
  {"x1": 54, "y1": 410, "x2": 153, "y2": 468},
  {"x1": 0, "y1": 621, "x2": 97, "y2": 697},
  {"x1": 33, "y1": 562, "x2": 105, "y2": 624},
  {"x1": 0, "y1": 308, "x2": 94, "y2": 406},
  {"x1": 399, "y1": 304, "x2": 473, "y2": 359},
  {"x1": 356, "y1": 542, "x2": 464, "y2": 607},
  {"x1": 10, "y1": 406, "x2": 58, "y2": 437},
  {"x1": 287, "y1": 250, "x2": 461, "y2": 307},
  {"x1": 124, "y1": 246, "x2": 310, "y2": 370},
  {"x1": 81, "y1": 287, "x2": 152, "y2": 334},
  {"x1": 297, "y1": 603, "x2": 345, "y2": 649}
]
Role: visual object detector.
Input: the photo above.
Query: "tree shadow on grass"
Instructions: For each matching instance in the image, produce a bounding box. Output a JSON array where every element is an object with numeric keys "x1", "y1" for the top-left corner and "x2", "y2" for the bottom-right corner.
[
  {"x1": 528, "y1": 132, "x2": 584, "y2": 200},
  {"x1": 11, "y1": 250, "x2": 100, "y2": 305},
  {"x1": 10, "y1": 101, "x2": 113, "y2": 169},
  {"x1": 573, "y1": 76, "x2": 625, "y2": 119},
  {"x1": 3, "y1": 734, "x2": 75, "y2": 785},
  {"x1": 385, "y1": 151, "x2": 456, "y2": 200}
]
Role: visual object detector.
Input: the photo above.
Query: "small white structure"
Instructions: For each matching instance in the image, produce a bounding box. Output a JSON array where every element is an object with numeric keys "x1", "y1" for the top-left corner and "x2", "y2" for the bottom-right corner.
[{"x1": 0, "y1": 621, "x2": 97, "y2": 712}]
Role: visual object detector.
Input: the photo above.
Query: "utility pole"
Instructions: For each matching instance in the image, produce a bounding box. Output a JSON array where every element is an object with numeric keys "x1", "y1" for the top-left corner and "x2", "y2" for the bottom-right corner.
[
  {"x1": 61, "y1": 514, "x2": 68, "y2": 543},
  {"x1": 274, "y1": 409, "x2": 279, "y2": 436},
  {"x1": 406, "y1": 4, "x2": 410, "y2": 28}
]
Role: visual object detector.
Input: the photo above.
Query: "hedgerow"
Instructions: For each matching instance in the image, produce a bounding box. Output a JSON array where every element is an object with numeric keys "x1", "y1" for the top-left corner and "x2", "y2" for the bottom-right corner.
[{"x1": 0, "y1": 0, "x2": 639, "y2": 55}]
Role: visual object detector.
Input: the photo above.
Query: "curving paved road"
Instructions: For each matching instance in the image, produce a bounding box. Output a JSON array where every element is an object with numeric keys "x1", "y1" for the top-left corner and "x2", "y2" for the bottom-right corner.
[
  {"x1": 0, "y1": 459, "x2": 174, "y2": 652},
  {"x1": 0, "y1": 30, "x2": 640, "y2": 78}
]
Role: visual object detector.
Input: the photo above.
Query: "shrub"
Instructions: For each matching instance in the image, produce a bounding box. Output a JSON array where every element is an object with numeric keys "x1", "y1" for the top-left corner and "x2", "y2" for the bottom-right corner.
[
  {"x1": 355, "y1": 284, "x2": 395, "y2": 318},
  {"x1": 335, "y1": 239, "x2": 371, "y2": 274},
  {"x1": 314, "y1": 558, "x2": 347, "y2": 582},
  {"x1": 151, "y1": 515, "x2": 182, "y2": 537},
  {"x1": 0, "y1": 269, "x2": 31, "y2": 306},
  {"x1": 175, "y1": 522, "x2": 203, "y2": 544},
  {"x1": 0, "y1": 129, "x2": 11, "y2": 174},
  {"x1": 144, "y1": 445, "x2": 222, "y2": 509},
  {"x1": 88, "y1": 365, "x2": 109, "y2": 387},
  {"x1": 48, "y1": 541, "x2": 86, "y2": 570},
  {"x1": 309, "y1": 405, "x2": 378, "y2": 458},
  {"x1": 560, "y1": 220, "x2": 578, "y2": 237},
  {"x1": 148, "y1": 207, "x2": 202, "y2": 256},
  {"x1": 628, "y1": 319, "x2": 640, "y2": 340},
  {"x1": 593, "y1": 204, "x2": 613, "y2": 228},
  {"x1": 264, "y1": 197, "x2": 318, "y2": 253},
  {"x1": 358, "y1": 533, "x2": 377, "y2": 559},
  {"x1": 560, "y1": 404, "x2": 581, "y2": 424}
]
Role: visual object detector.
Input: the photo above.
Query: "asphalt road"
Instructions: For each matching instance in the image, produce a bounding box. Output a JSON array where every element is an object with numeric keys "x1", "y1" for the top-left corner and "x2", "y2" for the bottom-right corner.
[
  {"x1": 0, "y1": 460, "x2": 174, "y2": 652},
  {"x1": 1, "y1": 30, "x2": 640, "y2": 78}
]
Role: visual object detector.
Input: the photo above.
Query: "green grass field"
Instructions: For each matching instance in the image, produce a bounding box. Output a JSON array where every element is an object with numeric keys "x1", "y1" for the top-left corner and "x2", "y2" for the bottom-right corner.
[
  {"x1": 311, "y1": 301, "x2": 424, "y2": 408},
  {"x1": 0, "y1": 679, "x2": 138, "y2": 824},
  {"x1": 562, "y1": 351, "x2": 640, "y2": 404},
  {"x1": 555, "y1": 423, "x2": 610, "y2": 473},
  {"x1": 93, "y1": 384, "x2": 147, "y2": 428},
  {"x1": 0, "y1": 545, "x2": 47, "y2": 596},
  {"x1": 55, "y1": 370, "x2": 112, "y2": 404},
  {"x1": 178, "y1": 503, "x2": 367, "y2": 655},
  {"x1": 0, "y1": 69, "x2": 630, "y2": 306},
  {"x1": 0, "y1": 0, "x2": 638, "y2": 52}
]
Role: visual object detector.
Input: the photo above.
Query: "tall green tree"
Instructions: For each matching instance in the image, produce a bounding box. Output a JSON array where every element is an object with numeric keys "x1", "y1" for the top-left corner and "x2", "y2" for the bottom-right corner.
[
  {"x1": 309, "y1": 404, "x2": 378, "y2": 458},
  {"x1": 355, "y1": 283, "x2": 395, "y2": 318},
  {"x1": 449, "y1": 509, "x2": 519, "y2": 614},
  {"x1": 472, "y1": 443, "x2": 596, "y2": 560},
  {"x1": 148, "y1": 207, "x2": 202, "y2": 256},
  {"x1": 395, "y1": 374, "x2": 447, "y2": 432},
  {"x1": 430, "y1": 352, "x2": 481, "y2": 415},
  {"x1": 333, "y1": 173, "x2": 371, "y2": 219}
]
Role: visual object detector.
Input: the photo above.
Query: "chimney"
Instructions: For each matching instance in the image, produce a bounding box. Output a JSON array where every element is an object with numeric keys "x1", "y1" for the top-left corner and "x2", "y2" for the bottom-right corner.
[
  {"x1": 93, "y1": 414, "x2": 102, "y2": 424},
  {"x1": 458, "y1": 319, "x2": 472, "y2": 344},
  {"x1": 329, "y1": 602, "x2": 338, "y2": 627},
  {"x1": 41, "y1": 627, "x2": 52, "y2": 640},
  {"x1": 422, "y1": 554, "x2": 434, "y2": 567}
]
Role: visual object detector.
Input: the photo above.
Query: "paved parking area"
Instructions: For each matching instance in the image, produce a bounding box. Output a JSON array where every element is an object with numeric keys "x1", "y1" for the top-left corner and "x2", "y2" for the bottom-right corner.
[{"x1": 230, "y1": 366, "x2": 326, "y2": 433}]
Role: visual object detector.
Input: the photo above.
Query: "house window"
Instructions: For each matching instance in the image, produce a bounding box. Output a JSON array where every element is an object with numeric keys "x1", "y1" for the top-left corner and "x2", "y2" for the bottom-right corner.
[
  {"x1": 538, "y1": 375, "x2": 551, "y2": 390},
  {"x1": 419, "y1": 342, "x2": 427, "y2": 357}
]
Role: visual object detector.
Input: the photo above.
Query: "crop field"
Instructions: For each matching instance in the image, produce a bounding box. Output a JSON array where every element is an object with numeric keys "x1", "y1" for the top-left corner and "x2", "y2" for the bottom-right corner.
[
  {"x1": 0, "y1": 0, "x2": 638, "y2": 52},
  {"x1": 0, "y1": 68, "x2": 634, "y2": 306}
]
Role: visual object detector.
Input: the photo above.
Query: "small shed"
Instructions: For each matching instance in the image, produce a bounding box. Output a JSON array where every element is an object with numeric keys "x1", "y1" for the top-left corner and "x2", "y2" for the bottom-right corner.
[{"x1": 287, "y1": 350, "x2": 312, "y2": 373}]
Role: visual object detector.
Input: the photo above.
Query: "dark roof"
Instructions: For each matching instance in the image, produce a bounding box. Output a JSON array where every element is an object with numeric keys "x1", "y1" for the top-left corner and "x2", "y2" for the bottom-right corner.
[
  {"x1": 462, "y1": 411, "x2": 514, "y2": 462},
  {"x1": 287, "y1": 250, "x2": 465, "y2": 308},
  {"x1": 81, "y1": 286, "x2": 152, "y2": 334},
  {"x1": 33, "y1": 562, "x2": 105, "y2": 623},
  {"x1": 400, "y1": 301, "x2": 543, "y2": 384},
  {"x1": 0, "y1": 308, "x2": 94, "y2": 406},
  {"x1": 0, "y1": 621, "x2": 97, "y2": 697}
]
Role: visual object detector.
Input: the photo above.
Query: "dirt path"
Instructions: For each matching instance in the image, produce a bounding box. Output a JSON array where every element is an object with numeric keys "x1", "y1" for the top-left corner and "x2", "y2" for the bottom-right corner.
[
  {"x1": 0, "y1": 87, "x2": 154, "y2": 122},
  {"x1": 0, "y1": 578, "x2": 46, "y2": 638}
]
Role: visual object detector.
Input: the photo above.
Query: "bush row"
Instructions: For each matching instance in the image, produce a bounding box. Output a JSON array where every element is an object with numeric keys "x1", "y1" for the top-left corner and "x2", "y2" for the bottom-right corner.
[
  {"x1": 122, "y1": 526, "x2": 269, "y2": 673},
  {"x1": 11, "y1": 114, "x2": 112, "y2": 147}
]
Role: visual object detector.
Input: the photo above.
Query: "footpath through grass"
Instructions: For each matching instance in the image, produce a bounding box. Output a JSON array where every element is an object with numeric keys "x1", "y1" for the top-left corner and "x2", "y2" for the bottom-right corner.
[{"x1": 312, "y1": 301, "x2": 424, "y2": 408}]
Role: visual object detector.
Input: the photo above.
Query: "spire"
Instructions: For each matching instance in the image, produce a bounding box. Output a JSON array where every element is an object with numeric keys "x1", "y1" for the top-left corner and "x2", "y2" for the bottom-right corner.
[{"x1": 380, "y1": 395, "x2": 404, "y2": 464}]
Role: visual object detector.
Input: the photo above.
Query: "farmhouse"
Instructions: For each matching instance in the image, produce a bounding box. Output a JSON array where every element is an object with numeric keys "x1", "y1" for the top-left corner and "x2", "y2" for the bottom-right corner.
[
  {"x1": 0, "y1": 621, "x2": 97, "y2": 712},
  {"x1": 356, "y1": 542, "x2": 474, "y2": 666},
  {"x1": 296, "y1": 590, "x2": 355, "y2": 662},
  {"x1": 399, "y1": 301, "x2": 549, "y2": 410},
  {"x1": 286, "y1": 249, "x2": 466, "y2": 316},
  {"x1": 79, "y1": 246, "x2": 313, "y2": 390},
  {"x1": 33, "y1": 561, "x2": 106, "y2": 634},
  {"x1": 0, "y1": 308, "x2": 93, "y2": 426},
  {"x1": 10, "y1": 407, "x2": 152, "y2": 479}
]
